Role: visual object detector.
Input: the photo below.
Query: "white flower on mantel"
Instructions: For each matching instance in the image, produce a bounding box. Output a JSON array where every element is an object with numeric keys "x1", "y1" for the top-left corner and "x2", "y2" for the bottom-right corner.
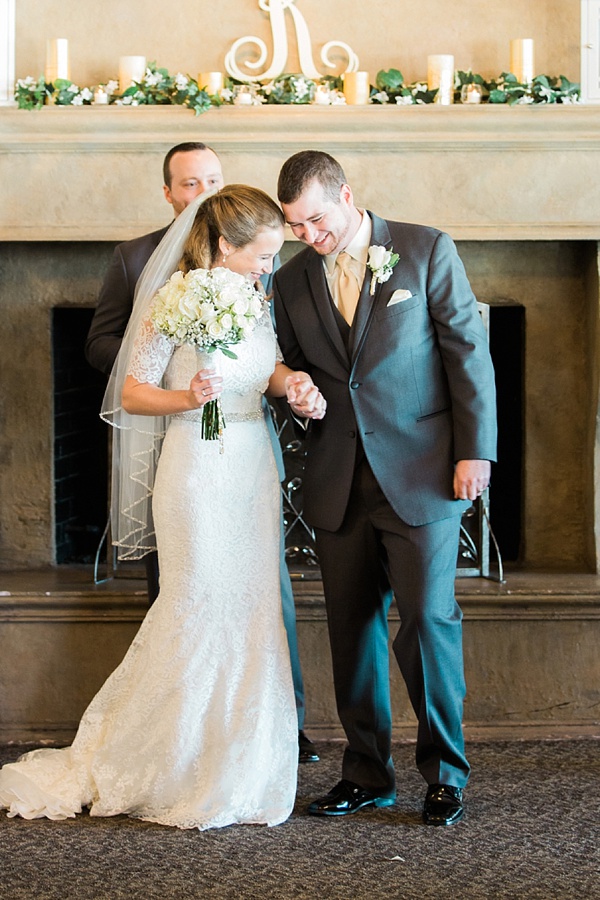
[
  {"x1": 105, "y1": 80, "x2": 119, "y2": 96},
  {"x1": 395, "y1": 94, "x2": 413, "y2": 106},
  {"x1": 175, "y1": 73, "x2": 189, "y2": 90},
  {"x1": 371, "y1": 90, "x2": 389, "y2": 104},
  {"x1": 144, "y1": 70, "x2": 162, "y2": 87}
]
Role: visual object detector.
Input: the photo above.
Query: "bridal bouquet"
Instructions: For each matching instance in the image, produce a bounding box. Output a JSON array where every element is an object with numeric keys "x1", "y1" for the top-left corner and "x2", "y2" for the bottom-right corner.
[{"x1": 151, "y1": 267, "x2": 266, "y2": 441}]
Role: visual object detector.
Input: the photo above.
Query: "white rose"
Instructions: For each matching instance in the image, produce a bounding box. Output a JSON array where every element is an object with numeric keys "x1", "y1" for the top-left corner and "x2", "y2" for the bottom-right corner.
[
  {"x1": 176, "y1": 291, "x2": 199, "y2": 318},
  {"x1": 368, "y1": 245, "x2": 388, "y2": 271},
  {"x1": 199, "y1": 307, "x2": 217, "y2": 326},
  {"x1": 215, "y1": 286, "x2": 238, "y2": 309},
  {"x1": 219, "y1": 313, "x2": 233, "y2": 331},
  {"x1": 208, "y1": 320, "x2": 225, "y2": 338}
]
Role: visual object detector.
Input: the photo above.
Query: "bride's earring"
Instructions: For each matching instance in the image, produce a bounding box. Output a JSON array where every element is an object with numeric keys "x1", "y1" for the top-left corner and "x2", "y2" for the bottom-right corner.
[{"x1": 222, "y1": 250, "x2": 229, "y2": 265}]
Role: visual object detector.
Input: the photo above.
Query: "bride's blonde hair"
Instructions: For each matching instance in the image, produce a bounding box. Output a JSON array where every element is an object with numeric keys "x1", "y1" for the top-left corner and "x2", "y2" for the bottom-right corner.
[{"x1": 180, "y1": 184, "x2": 284, "y2": 273}]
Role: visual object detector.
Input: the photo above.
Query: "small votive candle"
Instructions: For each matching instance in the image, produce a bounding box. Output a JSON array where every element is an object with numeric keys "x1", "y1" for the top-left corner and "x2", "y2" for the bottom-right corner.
[
  {"x1": 510, "y1": 38, "x2": 534, "y2": 84},
  {"x1": 118, "y1": 55, "x2": 146, "y2": 91},
  {"x1": 94, "y1": 86, "x2": 109, "y2": 105},
  {"x1": 460, "y1": 83, "x2": 483, "y2": 104},
  {"x1": 314, "y1": 85, "x2": 331, "y2": 105},
  {"x1": 45, "y1": 39, "x2": 70, "y2": 83},
  {"x1": 198, "y1": 72, "x2": 224, "y2": 94},
  {"x1": 428, "y1": 54, "x2": 454, "y2": 105},
  {"x1": 343, "y1": 71, "x2": 370, "y2": 105},
  {"x1": 234, "y1": 88, "x2": 253, "y2": 106}
]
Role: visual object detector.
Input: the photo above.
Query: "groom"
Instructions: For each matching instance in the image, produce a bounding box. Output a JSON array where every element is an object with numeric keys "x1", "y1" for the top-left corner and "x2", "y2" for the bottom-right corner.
[
  {"x1": 274, "y1": 150, "x2": 497, "y2": 824},
  {"x1": 85, "y1": 142, "x2": 318, "y2": 764}
]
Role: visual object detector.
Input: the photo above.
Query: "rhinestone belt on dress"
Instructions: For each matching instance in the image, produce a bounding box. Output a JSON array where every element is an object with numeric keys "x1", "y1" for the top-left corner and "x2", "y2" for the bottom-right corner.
[{"x1": 172, "y1": 410, "x2": 263, "y2": 424}]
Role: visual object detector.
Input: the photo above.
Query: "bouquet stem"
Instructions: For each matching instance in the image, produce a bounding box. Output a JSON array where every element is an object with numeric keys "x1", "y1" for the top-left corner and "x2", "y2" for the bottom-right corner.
[{"x1": 201, "y1": 398, "x2": 226, "y2": 451}]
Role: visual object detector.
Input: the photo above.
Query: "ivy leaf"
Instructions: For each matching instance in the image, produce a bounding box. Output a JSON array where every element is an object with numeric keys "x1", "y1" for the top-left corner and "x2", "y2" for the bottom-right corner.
[{"x1": 376, "y1": 68, "x2": 404, "y2": 91}]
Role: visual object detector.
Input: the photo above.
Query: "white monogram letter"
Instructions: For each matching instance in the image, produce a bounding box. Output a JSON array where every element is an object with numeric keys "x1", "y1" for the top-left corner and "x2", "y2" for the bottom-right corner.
[{"x1": 224, "y1": 0, "x2": 359, "y2": 83}]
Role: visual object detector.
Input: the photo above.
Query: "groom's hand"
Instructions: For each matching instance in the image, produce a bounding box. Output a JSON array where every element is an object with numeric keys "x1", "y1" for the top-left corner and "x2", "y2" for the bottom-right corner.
[
  {"x1": 453, "y1": 459, "x2": 491, "y2": 501},
  {"x1": 285, "y1": 373, "x2": 327, "y2": 420}
]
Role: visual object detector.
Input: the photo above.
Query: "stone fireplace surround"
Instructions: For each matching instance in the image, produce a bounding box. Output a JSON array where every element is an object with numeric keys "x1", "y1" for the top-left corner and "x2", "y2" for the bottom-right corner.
[{"x1": 1, "y1": 104, "x2": 600, "y2": 741}]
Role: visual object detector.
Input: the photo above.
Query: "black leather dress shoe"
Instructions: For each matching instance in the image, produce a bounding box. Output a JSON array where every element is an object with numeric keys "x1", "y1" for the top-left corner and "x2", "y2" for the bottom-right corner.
[
  {"x1": 308, "y1": 779, "x2": 395, "y2": 816},
  {"x1": 423, "y1": 784, "x2": 464, "y2": 826},
  {"x1": 298, "y1": 730, "x2": 319, "y2": 763}
]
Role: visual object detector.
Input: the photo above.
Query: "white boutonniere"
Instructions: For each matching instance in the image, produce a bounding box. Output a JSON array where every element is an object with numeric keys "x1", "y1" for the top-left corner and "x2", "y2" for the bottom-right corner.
[{"x1": 367, "y1": 245, "x2": 400, "y2": 295}]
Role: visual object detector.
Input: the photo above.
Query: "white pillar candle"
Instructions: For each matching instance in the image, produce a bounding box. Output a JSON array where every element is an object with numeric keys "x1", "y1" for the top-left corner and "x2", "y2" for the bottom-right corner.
[
  {"x1": 510, "y1": 39, "x2": 535, "y2": 84},
  {"x1": 118, "y1": 56, "x2": 146, "y2": 91},
  {"x1": 45, "y1": 39, "x2": 70, "y2": 83},
  {"x1": 343, "y1": 71, "x2": 370, "y2": 105},
  {"x1": 427, "y1": 54, "x2": 454, "y2": 105},
  {"x1": 198, "y1": 72, "x2": 224, "y2": 95},
  {"x1": 93, "y1": 87, "x2": 109, "y2": 105}
]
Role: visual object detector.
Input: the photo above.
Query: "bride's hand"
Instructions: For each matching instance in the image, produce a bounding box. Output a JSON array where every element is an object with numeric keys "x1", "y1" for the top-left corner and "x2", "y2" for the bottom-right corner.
[
  {"x1": 190, "y1": 368, "x2": 223, "y2": 408},
  {"x1": 285, "y1": 373, "x2": 327, "y2": 420}
]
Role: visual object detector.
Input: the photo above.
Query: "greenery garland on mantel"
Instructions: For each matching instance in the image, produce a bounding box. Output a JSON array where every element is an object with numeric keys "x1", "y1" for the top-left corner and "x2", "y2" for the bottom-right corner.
[{"x1": 14, "y1": 62, "x2": 581, "y2": 112}]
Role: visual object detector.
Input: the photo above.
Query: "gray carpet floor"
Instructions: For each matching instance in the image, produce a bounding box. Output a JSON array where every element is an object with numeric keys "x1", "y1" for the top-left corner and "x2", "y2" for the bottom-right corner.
[{"x1": 1, "y1": 739, "x2": 599, "y2": 900}]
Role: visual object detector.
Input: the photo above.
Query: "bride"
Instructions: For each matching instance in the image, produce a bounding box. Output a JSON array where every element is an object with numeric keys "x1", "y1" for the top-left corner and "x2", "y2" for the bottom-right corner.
[{"x1": 0, "y1": 185, "x2": 326, "y2": 830}]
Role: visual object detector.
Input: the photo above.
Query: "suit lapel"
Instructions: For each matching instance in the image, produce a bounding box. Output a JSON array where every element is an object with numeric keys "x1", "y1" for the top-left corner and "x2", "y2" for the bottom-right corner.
[
  {"x1": 349, "y1": 213, "x2": 393, "y2": 361},
  {"x1": 304, "y1": 251, "x2": 351, "y2": 370}
]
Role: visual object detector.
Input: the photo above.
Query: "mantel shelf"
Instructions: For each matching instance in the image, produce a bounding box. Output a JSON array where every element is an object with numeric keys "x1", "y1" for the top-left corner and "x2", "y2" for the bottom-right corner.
[{"x1": 1, "y1": 104, "x2": 600, "y2": 241}]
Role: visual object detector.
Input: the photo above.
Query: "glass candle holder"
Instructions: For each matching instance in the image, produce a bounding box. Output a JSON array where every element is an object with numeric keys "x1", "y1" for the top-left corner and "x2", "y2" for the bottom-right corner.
[{"x1": 460, "y1": 83, "x2": 484, "y2": 104}]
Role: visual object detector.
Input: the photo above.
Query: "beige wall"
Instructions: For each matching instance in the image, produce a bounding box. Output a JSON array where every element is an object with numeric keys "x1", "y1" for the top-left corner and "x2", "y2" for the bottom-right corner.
[{"x1": 15, "y1": 0, "x2": 581, "y2": 88}]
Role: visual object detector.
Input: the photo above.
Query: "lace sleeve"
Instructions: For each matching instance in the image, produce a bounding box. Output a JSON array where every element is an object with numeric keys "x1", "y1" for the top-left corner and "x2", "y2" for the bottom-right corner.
[
  {"x1": 127, "y1": 319, "x2": 175, "y2": 385},
  {"x1": 275, "y1": 338, "x2": 284, "y2": 365}
]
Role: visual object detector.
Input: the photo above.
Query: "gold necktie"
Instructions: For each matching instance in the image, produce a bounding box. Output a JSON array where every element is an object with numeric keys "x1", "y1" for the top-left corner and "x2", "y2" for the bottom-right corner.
[{"x1": 336, "y1": 251, "x2": 360, "y2": 325}]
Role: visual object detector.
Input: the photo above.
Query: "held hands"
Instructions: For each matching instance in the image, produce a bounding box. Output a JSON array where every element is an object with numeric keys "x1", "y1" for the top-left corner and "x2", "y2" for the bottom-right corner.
[
  {"x1": 453, "y1": 459, "x2": 491, "y2": 502},
  {"x1": 190, "y1": 368, "x2": 223, "y2": 408},
  {"x1": 285, "y1": 373, "x2": 327, "y2": 420}
]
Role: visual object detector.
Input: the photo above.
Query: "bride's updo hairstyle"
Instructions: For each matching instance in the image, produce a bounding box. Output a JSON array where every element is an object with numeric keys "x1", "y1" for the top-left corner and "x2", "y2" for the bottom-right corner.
[{"x1": 180, "y1": 184, "x2": 285, "y2": 273}]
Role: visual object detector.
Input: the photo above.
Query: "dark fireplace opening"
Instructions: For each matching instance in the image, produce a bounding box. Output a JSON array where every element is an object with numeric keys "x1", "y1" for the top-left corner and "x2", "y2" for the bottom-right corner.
[
  {"x1": 53, "y1": 308, "x2": 108, "y2": 564},
  {"x1": 488, "y1": 304, "x2": 524, "y2": 563},
  {"x1": 51, "y1": 304, "x2": 524, "y2": 573}
]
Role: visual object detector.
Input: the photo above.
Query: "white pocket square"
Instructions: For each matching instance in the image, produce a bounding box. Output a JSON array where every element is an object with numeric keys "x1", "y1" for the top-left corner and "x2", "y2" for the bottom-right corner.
[{"x1": 387, "y1": 289, "x2": 413, "y2": 306}]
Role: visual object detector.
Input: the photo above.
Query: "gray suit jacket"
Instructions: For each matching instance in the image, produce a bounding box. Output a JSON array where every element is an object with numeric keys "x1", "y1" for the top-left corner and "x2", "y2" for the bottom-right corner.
[
  {"x1": 85, "y1": 227, "x2": 170, "y2": 376},
  {"x1": 273, "y1": 212, "x2": 497, "y2": 531}
]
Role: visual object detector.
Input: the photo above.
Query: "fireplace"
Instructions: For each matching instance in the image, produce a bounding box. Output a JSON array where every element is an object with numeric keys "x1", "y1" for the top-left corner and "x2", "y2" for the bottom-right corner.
[
  {"x1": 0, "y1": 235, "x2": 588, "y2": 574},
  {"x1": 0, "y1": 104, "x2": 599, "y2": 573},
  {"x1": 2, "y1": 105, "x2": 600, "y2": 744}
]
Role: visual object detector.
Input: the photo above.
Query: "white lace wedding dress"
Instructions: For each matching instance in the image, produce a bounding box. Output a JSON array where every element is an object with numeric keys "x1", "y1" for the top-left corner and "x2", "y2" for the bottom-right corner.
[{"x1": 0, "y1": 312, "x2": 298, "y2": 829}]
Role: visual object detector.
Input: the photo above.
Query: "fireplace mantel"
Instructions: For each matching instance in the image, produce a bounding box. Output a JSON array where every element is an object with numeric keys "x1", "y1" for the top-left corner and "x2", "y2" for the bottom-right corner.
[{"x1": 1, "y1": 104, "x2": 600, "y2": 242}]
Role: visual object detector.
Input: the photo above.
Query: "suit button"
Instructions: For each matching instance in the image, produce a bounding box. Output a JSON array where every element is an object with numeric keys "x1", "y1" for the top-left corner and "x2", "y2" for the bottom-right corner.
[{"x1": 350, "y1": 382, "x2": 360, "y2": 389}]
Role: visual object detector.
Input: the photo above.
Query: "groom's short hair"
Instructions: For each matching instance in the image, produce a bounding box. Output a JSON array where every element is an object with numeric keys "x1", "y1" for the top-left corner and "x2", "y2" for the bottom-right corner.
[{"x1": 278, "y1": 150, "x2": 347, "y2": 205}]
